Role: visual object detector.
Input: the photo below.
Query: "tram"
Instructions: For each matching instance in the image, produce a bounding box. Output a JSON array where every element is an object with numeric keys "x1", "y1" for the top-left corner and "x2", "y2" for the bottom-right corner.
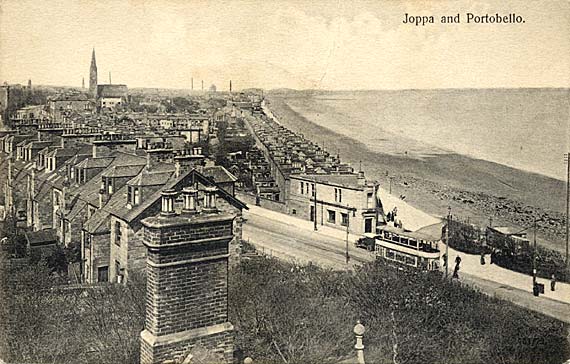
[{"x1": 371, "y1": 223, "x2": 443, "y2": 271}]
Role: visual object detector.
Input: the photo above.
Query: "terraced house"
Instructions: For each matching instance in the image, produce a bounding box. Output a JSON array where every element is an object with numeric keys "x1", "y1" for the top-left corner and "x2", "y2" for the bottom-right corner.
[{"x1": 1, "y1": 127, "x2": 247, "y2": 284}]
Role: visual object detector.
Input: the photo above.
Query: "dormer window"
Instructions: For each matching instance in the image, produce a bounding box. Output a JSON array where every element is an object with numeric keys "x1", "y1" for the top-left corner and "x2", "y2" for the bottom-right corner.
[
  {"x1": 70, "y1": 167, "x2": 75, "y2": 180},
  {"x1": 128, "y1": 186, "x2": 141, "y2": 206}
]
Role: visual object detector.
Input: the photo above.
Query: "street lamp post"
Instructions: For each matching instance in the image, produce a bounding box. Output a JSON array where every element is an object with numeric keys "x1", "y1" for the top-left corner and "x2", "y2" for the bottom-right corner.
[
  {"x1": 345, "y1": 205, "x2": 350, "y2": 266},
  {"x1": 313, "y1": 183, "x2": 318, "y2": 231},
  {"x1": 564, "y1": 153, "x2": 570, "y2": 274},
  {"x1": 445, "y1": 206, "x2": 451, "y2": 279},
  {"x1": 533, "y1": 217, "x2": 537, "y2": 285}
]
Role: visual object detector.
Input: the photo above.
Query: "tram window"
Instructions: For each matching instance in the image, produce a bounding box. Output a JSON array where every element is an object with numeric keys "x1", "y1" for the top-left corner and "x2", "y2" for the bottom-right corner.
[
  {"x1": 401, "y1": 238, "x2": 408, "y2": 246},
  {"x1": 392, "y1": 235, "x2": 400, "y2": 243},
  {"x1": 409, "y1": 239, "x2": 418, "y2": 248},
  {"x1": 386, "y1": 250, "x2": 395, "y2": 259}
]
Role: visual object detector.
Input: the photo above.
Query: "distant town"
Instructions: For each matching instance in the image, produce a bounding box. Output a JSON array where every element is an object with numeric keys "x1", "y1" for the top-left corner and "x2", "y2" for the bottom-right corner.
[{"x1": 1, "y1": 49, "x2": 569, "y2": 364}]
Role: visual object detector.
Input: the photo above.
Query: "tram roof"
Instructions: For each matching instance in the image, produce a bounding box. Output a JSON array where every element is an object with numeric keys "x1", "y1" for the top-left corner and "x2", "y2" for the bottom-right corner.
[{"x1": 377, "y1": 221, "x2": 444, "y2": 242}]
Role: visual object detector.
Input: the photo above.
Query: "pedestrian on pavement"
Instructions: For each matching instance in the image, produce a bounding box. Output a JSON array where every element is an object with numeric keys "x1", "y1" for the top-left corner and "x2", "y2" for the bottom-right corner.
[
  {"x1": 442, "y1": 253, "x2": 447, "y2": 268},
  {"x1": 490, "y1": 249, "x2": 496, "y2": 264},
  {"x1": 480, "y1": 252, "x2": 486, "y2": 265},
  {"x1": 551, "y1": 274, "x2": 556, "y2": 292},
  {"x1": 452, "y1": 256, "x2": 461, "y2": 279},
  {"x1": 452, "y1": 262, "x2": 460, "y2": 279}
]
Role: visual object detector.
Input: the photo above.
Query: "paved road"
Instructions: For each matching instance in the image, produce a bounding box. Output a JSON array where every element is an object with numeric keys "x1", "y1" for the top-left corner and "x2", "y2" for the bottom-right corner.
[
  {"x1": 243, "y1": 208, "x2": 570, "y2": 324},
  {"x1": 243, "y1": 211, "x2": 374, "y2": 270}
]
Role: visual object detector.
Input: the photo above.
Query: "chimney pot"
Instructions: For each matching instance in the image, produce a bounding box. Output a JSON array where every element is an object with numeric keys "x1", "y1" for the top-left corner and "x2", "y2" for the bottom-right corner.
[
  {"x1": 160, "y1": 189, "x2": 177, "y2": 216},
  {"x1": 202, "y1": 186, "x2": 218, "y2": 213},
  {"x1": 181, "y1": 187, "x2": 198, "y2": 215}
]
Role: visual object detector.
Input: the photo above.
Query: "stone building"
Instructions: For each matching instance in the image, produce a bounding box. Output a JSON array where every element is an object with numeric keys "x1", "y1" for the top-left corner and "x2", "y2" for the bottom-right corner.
[
  {"x1": 47, "y1": 93, "x2": 91, "y2": 123},
  {"x1": 287, "y1": 171, "x2": 382, "y2": 235},
  {"x1": 106, "y1": 166, "x2": 246, "y2": 284},
  {"x1": 140, "y1": 189, "x2": 235, "y2": 364},
  {"x1": 97, "y1": 84, "x2": 128, "y2": 110}
]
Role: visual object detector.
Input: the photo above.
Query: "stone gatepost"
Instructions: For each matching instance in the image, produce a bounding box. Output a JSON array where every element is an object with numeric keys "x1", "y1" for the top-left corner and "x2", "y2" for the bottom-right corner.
[{"x1": 140, "y1": 190, "x2": 236, "y2": 364}]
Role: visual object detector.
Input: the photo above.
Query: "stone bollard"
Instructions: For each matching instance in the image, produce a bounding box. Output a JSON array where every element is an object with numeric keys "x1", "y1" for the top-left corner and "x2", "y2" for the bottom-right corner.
[{"x1": 354, "y1": 321, "x2": 365, "y2": 364}]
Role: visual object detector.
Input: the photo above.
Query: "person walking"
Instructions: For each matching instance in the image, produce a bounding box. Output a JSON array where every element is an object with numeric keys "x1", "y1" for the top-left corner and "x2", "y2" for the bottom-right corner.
[
  {"x1": 452, "y1": 256, "x2": 461, "y2": 279},
  {"x1": 551, "y1": 274, "x2": 556, "y2": 292}
]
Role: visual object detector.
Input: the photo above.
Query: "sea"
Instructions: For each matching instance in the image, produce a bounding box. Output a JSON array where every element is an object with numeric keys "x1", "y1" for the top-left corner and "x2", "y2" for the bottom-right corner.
[{"x1": 280, "y1": 88, "x2": 570, "y2": 181}]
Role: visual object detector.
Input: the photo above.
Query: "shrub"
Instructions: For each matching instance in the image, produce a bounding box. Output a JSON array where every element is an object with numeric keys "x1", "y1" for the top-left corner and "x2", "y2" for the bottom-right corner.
[{"x1": 231, "y1": 257, "x2": 570, "y2": 364}]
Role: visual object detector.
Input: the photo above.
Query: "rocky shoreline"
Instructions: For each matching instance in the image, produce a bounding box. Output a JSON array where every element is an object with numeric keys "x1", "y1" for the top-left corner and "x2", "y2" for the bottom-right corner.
[{"x1": 266, "y1": 95, "x2": 567, "y2": 253}]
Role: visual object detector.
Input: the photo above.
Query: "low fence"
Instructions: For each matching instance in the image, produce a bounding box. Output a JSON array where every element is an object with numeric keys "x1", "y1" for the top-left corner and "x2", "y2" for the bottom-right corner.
[
  {"x1": 237, "y1": 192, "x2": 288, "y2": 214},
  {"x1": 447, "y1": 218, "x2": 569, "y2": 282}
]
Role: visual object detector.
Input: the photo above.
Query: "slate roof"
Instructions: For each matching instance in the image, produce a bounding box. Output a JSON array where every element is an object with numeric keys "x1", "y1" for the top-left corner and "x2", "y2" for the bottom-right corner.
[
  {"x1": 293, "y1": 173, "x2": 369, "y2": 190},
  {"x1": 111, "y1": 168, "x2": 247, "y2": 223},
  {"x1": 75, "y1": 157, "x2": 114, "y2": 169},
  {"x1": 102, "y1": 165, "x2": 145, "y2": 178},
  {"x1": 203, "y1": 166, "x2": 238, "y2": 183},
  {"x1": 83, "y1": 208, "x2": 110, "y2": 235},
  {"x1": 97, "y1": 84, "x2": 128, "y2": 98},
  {"x1": 127, "y1": 169, "x2": 173, "y2": 187},
  {"x1": 25, "y1": 229, "x2": 57, "y2": 246}
]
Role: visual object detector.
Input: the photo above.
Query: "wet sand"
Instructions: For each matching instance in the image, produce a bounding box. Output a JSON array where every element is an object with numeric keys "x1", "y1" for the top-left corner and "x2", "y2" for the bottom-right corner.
[{"x1": 266, "y1": 95, "x2": 567, "y2": 253}]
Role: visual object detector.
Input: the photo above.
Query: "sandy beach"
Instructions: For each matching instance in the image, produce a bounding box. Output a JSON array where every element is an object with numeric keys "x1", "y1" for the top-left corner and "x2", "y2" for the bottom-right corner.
[{"x1": 266, "y1": 93, "x2": 567, "y2": 253}]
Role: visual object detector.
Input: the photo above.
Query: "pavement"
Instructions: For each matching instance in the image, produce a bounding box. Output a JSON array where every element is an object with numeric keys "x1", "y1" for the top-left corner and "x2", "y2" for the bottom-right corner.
[{"x1": 243, "y1": 204, "x2": 570, "y2": 324}]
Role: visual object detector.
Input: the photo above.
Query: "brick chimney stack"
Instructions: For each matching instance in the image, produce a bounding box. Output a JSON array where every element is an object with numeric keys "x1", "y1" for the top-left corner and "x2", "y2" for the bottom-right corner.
[{"x1": 140, "y1": 189, "x2": 236, "y2": 364}]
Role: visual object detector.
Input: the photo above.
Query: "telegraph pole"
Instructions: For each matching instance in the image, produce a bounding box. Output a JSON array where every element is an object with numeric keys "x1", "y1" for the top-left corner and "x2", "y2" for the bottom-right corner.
[
  {"x1": 445, "y1": 206, "x2": 451, "y2": 278},
  {"x1": 533, "y1": 217, "x2": 537, "y2": 286},
  {"x1": 346, "y1": 205, "x2": 350, "y2": 266},
  {"x1": 389, "y1": 176, "x2": 394, "y2": 194},
  {"x1": 313, "y1": 183, "x2": 318, "y2": 231},
  {"x1": 564, "y1": 153, "x2": 570, "y2": 273}
]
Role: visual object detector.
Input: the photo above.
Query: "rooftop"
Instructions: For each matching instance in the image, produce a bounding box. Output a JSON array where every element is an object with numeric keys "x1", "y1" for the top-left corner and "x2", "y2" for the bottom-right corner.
[{"x1": 293, "y1": 173, "x2": 370, "y2": 190}]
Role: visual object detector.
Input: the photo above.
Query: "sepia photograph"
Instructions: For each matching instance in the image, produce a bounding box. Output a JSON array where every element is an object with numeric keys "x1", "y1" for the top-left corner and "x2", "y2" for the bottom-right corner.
[{"x1": 0, "y1": 0, "x2": 569, "y2": 363}]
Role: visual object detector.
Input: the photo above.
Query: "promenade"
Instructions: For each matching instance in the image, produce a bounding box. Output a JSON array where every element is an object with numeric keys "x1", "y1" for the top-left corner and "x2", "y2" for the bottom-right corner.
[{"x1": 243, "y1": 202, "x2": 570, "y2": 323}]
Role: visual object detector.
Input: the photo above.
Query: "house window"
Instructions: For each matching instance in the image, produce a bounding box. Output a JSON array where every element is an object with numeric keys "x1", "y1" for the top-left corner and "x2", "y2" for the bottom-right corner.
[
  {"x1": 300, "y1": 181, "x2": 304, "y2": 194},
  {"x1": 311, "y1": 183, "x2": 315, "y2": 197},
  {"x1": 292, "y1": 209, "x2": 297, "y2": 215},
  {"x1": 70, "y1": 167, "x2": 75, "y2": 180},
  {"x1": 133, "y1": 188, "x2": 140, "y2": 205},
  {"x1": 97, "y1": 266, "x2": 109, "y2": 282},
  {"x1": 327, "y1": 210, "x2": 336, "y2": 224},
  {"x1": 341, "y1": 212, "x2": 348, "y2": 227},
  {"x1": 334, "y1": 188, "x2": 342, "y2": 203},
  {"x1": 364, "y1": 218, "x2": 373, "y2": 233},
  {"x1": 367, "y1": 192, "x2": 374, "y2": 209},
  {"x1": 114, "y1": 221, "x2": 122, "y2": 245},
  {"x1": 107, "y1": 178, "x2": 113, "y2": 194}
]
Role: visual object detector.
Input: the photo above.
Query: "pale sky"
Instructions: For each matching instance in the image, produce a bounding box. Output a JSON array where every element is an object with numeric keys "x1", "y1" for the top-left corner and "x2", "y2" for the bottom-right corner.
[{"x1": 0, "y1": 0, "x2": 568, "y2": 90}]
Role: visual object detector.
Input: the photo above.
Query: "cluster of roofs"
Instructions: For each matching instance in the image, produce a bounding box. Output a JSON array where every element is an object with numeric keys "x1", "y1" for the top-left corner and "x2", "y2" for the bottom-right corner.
[{"x1": 0, "y1": 126, "x2": 247, "y2": 284}]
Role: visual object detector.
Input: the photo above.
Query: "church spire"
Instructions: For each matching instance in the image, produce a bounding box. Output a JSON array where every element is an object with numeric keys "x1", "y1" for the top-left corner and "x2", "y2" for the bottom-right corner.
[{"x1": 89, "y1": 48, "x2": 98, "y2": 99}]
